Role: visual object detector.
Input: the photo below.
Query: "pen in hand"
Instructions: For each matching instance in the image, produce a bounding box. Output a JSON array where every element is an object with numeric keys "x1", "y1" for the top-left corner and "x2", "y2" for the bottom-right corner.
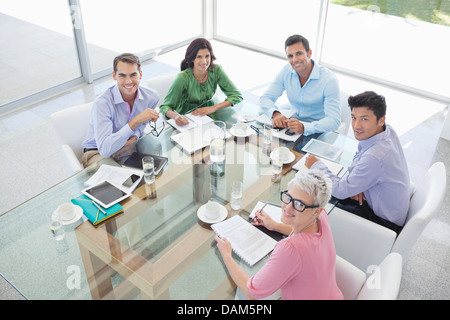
[
  {"x1": 254, "y1": 202, "x2": 267, "y2": 224},
  {"x1": 173, "y1": 110, "x2": 189, "y2": 125}
]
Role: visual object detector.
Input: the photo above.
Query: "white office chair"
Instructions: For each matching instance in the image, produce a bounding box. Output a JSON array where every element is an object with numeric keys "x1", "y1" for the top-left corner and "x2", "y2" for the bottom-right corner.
[
  {"x1": 391, "y1": 161, "x2": 447, "y2": 260},
  {"x1": 330, "y1": 162, "x2": 447, "y2": 271},
  {"x1": 146, "y1": 73, "x2": 178, "y2": 107},
  {"x1": 49, "y1": 102, "x2": 92, "y2": 174},
  {"x1": 335, "y1": 253, "x2": 403, "y2": 300}
]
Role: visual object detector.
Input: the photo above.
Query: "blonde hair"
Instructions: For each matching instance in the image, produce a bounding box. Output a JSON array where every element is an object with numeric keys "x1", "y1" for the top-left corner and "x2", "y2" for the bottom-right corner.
[{"x1": 288, "y1": 169, "x2": 332, "y2": 208}]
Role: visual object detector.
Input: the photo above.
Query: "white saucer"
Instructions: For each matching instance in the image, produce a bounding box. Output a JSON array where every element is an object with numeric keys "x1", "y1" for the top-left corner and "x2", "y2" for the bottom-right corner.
[
  {"x1": 230, "y1": 126, "x2": 253, "y2": 138},
  {"x1": 197, "y1": 202, "x2": 228, "y2": 224},
  {"x1": 241, "y1": 114, "x2": 256, "y2": 122},
  {"x1": 270, "y1": 148, "x2": 295, "y2": 164},
  {"x1": 52, "y1": 204, "x2": 83, "y2": 225}
]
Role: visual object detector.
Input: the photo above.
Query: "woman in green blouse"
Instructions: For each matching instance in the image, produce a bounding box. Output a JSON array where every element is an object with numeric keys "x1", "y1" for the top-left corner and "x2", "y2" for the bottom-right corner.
[{"x1": 159, "y1": 38, "x2": 243, "y2": 126}]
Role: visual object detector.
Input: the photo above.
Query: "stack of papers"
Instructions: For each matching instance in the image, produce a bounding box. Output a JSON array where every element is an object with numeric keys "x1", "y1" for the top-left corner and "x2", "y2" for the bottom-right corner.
[{"x1": 84, "y1": 164, "x2": 143, "y2": 194}]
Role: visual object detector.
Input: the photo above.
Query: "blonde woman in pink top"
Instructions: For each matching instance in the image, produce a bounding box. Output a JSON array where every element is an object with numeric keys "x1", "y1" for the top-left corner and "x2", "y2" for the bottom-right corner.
[{"x1": 215, "y1": 169, "x2": 343, "y2": 300}]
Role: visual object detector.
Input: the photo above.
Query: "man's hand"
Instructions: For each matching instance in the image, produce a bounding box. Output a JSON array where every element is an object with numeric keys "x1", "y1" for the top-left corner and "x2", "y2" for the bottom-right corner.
[
  {"x1": 272, "y1": 111, "x2": 287, "y2": 128},
  {"x1": 129, "y1": 108, "x2": 159, "y2": 130},
  {"x1": 285, "y1": 118, "x2": 305, "y2": 134},
  {"x1": 304, "y1": 154, "x2": 319, "y2": 168},
  {"x1": 351, "y1": 192, "x2": 366, "y2": 205}
]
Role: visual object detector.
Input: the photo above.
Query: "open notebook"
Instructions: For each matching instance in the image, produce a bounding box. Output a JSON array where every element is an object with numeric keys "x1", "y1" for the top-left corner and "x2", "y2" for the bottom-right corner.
[
  {"x1": 212, "y1": 215, "x2": 277, "y2": 267},
  {"x1": 167, "y1": 112, "x2": 214, "y2": 132}
]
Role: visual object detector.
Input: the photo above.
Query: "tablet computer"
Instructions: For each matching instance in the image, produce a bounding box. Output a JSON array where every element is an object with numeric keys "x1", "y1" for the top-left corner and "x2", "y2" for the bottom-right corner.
[
  {"x1": 301, "y1": 139, "x2": 343, "y2": 162},
  {"x1": 122, "y1": 152, "x2": 168, "y2": 175},
  {"x1": 82, "y1": 180, "x2": 131, "y2": 208}
]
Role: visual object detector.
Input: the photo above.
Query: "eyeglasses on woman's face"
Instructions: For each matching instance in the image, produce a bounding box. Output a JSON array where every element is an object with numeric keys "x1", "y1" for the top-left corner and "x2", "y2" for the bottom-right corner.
[{"x1": 280, "y1": 190, "x2": 319, "y2": 213}]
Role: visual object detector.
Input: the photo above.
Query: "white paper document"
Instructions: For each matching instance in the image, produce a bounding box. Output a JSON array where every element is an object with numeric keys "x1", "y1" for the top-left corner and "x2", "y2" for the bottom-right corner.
[
  {"x1": 272, "y1": 128, "x2": 302, "y2": 142},
  {"x1": 171, "y1": 124, "x2": 231, "y2": 154},
  {"x1": 84, "y1": 164, "x2": 143, "y2": 193},
  {"x1": 212, "y1": 215, "x2": 277, "y2": 266}
]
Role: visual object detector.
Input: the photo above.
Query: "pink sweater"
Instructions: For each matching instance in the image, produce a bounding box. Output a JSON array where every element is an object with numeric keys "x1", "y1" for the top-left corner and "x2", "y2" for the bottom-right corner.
[{"x1": 247, "y1": 211, "x2": 343, "y2": 300}]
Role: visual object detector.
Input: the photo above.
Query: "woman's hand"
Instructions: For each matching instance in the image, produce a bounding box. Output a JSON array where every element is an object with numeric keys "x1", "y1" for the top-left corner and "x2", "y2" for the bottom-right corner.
[
  {"x1": 215, "y1": 235, "x2": 232, "y2": 258},
  {"x1": 252, "y1": 209, "x2": 278, "y2": 231},
  {"x1": 167, "y1": 110, "x2": 189, "y2": 126},
  {"x1": 191, "y1": 105, "x2": 218, "y2": 116}
]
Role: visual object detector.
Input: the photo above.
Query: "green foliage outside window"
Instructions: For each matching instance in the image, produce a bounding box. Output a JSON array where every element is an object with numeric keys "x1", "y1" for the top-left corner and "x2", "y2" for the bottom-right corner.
[{"x1": 331, "y1": 0, "x2": 450, "y2": 26}]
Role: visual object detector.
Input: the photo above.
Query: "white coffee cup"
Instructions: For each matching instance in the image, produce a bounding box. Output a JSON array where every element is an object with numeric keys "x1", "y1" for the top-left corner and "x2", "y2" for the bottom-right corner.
[
  {"x1": 57, "y1": 202, "x2": 76, "y2": 221},
  {"x1": 234, "y1": 122, "x2": 248, "y2": 135},
  {"x1": 277, "y1": 147, "x2": 290, "y2": 162},
  {"x1": 204, "y1": 200, "x2": 220, "y2": 220}
]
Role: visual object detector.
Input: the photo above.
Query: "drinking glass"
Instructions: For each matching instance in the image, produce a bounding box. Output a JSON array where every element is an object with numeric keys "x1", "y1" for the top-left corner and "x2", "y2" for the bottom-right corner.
[
  {"x1": 210, "y1": 121, "x2": 226, "y2": 163},
  {"x1": 142, "y1": 156, "x2": 155, "y2": 184},
  {"x1": 263, "y1": 123, "x2": 272, "y2": 144},
  {"x1": 230, "y1": 181, "x2": 243, "y2": 210},
  {"x1": 271, "y1": 157, "x2": 283, "y2": 183},
  {"x1": 50, "y1": 220, "x2": 65, "y2": 241}
]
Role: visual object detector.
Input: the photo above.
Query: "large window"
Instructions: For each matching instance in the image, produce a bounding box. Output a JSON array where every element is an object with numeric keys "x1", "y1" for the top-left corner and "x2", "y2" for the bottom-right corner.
[
  {"x1": 80, "y1": 0, "x2": 203, "y2": 74},
  {"x1": 215, "y1": 0, "x2": 322, "y2": 57},
  {"x1": 1, "y1": 0, "x2": 203, "y2": 112},
  {"x1": 214, "y1": 0, "x2": 450, "y2": 102},
  {"x1": 0, "y1": 0, "x2": 81, "y2": 107},
  {"x1": 322, "y1": 0, "x2": 450, "y2": 100}
]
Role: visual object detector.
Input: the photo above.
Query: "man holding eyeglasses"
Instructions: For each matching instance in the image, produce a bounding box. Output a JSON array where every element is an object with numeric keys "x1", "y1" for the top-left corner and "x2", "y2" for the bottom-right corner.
[{"x1": 82, "y1": 53, "x2": 160, "y2": 168}]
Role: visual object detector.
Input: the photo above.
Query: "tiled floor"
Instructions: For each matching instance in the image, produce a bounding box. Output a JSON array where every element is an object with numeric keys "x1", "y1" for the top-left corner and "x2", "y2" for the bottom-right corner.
[{"x1": 0, "y1": 40, "x2": 449, "y2": 300}]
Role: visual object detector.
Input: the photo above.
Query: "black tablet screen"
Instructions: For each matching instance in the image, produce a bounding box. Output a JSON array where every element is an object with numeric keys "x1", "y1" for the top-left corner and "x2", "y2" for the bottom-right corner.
[{"x1": 85, "y1": 181, "x2": 126, "y2": 206}]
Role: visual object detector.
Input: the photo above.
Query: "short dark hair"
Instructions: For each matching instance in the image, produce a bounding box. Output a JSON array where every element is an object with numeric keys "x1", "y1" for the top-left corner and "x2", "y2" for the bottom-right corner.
[
  {"x1": 180, "y1": 38, "x2": 216, "y2": 71},
  {"x1": 285, "y1": 34, "x2": 310, "y2": 52},
  {"x1": 348, "y1": 91, "x2": 387, "y2": 121},
  {"x1": 113, "y1": 53, "x2": 141, "y2": 73}
]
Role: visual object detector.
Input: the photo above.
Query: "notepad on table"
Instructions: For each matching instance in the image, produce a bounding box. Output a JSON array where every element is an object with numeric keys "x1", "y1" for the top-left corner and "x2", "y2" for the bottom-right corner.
[
  {"x1": 171, "y1": 124, "x2": 231, "y2": 154},
  {"x1": 167, "y1": 112, "x2": 214, "y2": 132},
  {"x1": 71, "y1": 195, "x2": 123, "y2": 226},
  {"x1": 249, "y1": 201, "x2": 282, "y2": 223},
  {"x1": 212, "y1": 215, "x2": 278, "y2": 267}
]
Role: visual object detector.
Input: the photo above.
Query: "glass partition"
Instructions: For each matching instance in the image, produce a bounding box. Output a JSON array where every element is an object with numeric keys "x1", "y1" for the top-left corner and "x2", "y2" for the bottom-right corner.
[
  {"x1": 79, "y1": 0, "x2": 203, "y2": 74},
  {"x1": 0, "y1": 0, "x2": 81, "y2": 107}
]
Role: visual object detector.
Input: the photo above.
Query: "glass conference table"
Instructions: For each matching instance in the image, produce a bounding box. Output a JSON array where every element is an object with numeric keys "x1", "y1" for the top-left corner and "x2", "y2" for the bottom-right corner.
[{"x1": 0, "y1": 102, "x2": 357, "y2": 300}]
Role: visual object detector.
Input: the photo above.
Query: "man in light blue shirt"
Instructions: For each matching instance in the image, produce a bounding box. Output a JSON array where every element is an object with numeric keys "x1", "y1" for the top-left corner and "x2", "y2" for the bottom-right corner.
[
  {"x1": 82, "y1": 53, "x2": 159, "y2": 167},
  {"x1": 306, "y1": 91, "x2": 410, "y2": 234},
  {"x1": 260, "y1": 34, "x2": 340, "y2": 135}
]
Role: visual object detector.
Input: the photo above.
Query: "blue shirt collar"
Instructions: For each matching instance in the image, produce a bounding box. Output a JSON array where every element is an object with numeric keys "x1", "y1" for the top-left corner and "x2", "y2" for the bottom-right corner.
[
  {"x1": 290, "y1": 59, "x2": 319, "y2": 80},
  {"x1": 359, "y1": 124, "x2": 390, "y2": 151},
  {"x1": 112, "y1": 84, "x2": 143, "y2": 105}
]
